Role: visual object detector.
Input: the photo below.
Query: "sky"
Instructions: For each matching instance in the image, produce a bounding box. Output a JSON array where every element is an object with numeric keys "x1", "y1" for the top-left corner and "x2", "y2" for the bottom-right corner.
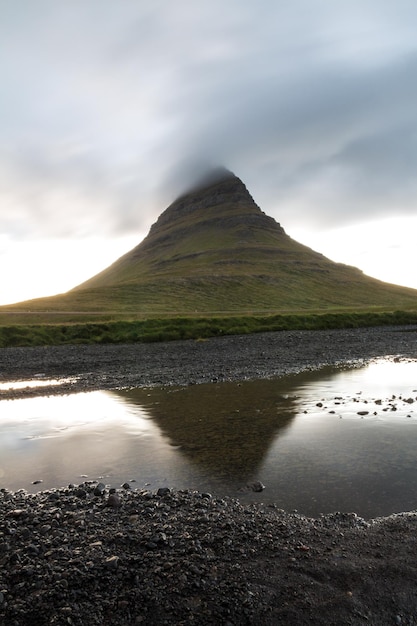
[{"x1": 1, "y1": 1, "x2": 417, "y2": 305}]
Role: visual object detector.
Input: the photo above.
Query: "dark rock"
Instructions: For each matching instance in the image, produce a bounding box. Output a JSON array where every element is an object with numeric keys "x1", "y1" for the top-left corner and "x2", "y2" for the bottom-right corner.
[
  {"x1": 107, "y1": 493, "x2": 121, "y2": 508},
  {"x1": 247, "y1": 481, "x2": 265, "y2": 493},
  {"x1": 94, "y1": 482, "x2": 106, "y2": 496}
]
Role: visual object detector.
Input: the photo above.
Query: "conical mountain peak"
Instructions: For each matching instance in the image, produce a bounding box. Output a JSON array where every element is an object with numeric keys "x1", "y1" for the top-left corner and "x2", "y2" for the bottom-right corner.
[
  {"x1": 149, "y1": 166, "x2": 278, "y2": 237},
  {"x1": 177, "y1": 166, "x2": 238, "y2": 195},
  {"x1": 10, "y1": 168, "x2": 417, "y2": 314}
]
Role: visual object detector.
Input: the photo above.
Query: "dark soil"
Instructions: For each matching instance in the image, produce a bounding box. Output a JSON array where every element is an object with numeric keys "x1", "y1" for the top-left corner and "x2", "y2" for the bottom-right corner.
[{"x1": 1, "y1": 326, "x2": 417, "y2": 625}]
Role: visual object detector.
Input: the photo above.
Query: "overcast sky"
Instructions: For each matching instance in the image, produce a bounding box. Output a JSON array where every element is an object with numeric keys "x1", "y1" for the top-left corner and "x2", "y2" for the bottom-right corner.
[{"x1": 1, "y1": 1, "x2": 417, "y2": 305}]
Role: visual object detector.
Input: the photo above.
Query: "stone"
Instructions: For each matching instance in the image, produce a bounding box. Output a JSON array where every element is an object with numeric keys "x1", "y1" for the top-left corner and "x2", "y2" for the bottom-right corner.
[
  {"x1": 247, "y1": 481, "x2": 265, "y2": 493},
  {"x1": 107, "y1": 493, "x2": 121, "y2": 508},
  {"x1": 105, "y1": 555, "x2": 119, "y2": 569},
  {"x1": 7, "y1": 509, "x2": 26, "y2": 518},
  {"x1": 94, "y1": 483, "x2": 106, "y2": 496}
]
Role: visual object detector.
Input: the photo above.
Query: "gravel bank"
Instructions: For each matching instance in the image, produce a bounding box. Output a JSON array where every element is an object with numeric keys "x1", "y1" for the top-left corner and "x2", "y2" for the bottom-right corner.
[
  {"x1": 1, "y1": 326, "x2": 417, "y2": 399},
  {"x1": 2, "y1": 484, "x2": 417, "y2": 626},
  {"x1": 1, "y1": 326, "x2": 417, "y2": 624}
]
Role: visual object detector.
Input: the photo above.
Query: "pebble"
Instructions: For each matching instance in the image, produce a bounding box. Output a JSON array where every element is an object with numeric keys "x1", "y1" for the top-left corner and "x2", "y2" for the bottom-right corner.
[
  {"x1": 247, "y1": 481, "x2": 265, "y2": 493},
  {"x1": 107, "y1": 493, "x2": 121, "y2": 508},
  {"x1": 105, "y1": 555, "x2": 120, "y2": 569},
  {"x1": 94, "y1": 482, "x2": 106, "y2": 496}
]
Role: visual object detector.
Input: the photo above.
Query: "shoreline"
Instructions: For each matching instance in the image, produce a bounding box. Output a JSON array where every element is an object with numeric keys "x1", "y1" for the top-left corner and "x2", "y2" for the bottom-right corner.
[
  {"x1": 2, "y1": 326, "x2": 417, "y2": 623},
  {"x1": 1, "y1": 325, "x2": 417, "y2": 401}
]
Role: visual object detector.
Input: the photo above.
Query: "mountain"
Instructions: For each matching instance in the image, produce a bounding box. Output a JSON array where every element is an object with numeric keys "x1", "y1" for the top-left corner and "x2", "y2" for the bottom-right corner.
[{"x1": 5, "y1": 168, "x2": 417, "y2": 314}]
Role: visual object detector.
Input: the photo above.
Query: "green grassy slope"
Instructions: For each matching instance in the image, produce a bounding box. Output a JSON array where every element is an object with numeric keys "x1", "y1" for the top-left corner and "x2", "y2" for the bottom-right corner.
[{"x1": 2, "y1": 170, "x2": 417, "y2": 317}]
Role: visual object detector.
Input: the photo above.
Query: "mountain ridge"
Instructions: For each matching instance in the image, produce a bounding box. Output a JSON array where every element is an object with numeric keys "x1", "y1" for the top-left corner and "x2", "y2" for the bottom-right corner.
[{"x1": 3, "y1": 169, "x2": 417, "y2": 314}]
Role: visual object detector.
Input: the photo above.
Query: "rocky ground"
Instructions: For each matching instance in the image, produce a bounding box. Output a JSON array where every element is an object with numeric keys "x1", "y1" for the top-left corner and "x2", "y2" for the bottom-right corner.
[
  {"x1": 1, "y1": 326, "x2": 417, "y2": 625},
  {"x1": 1, "y1": 325, "x2": 417, "y2": 399}
]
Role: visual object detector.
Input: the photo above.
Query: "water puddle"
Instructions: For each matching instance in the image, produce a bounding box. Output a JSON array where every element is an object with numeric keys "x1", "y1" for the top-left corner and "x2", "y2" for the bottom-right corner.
[
  {"x1": 1, "y1": 358, "x2": 417, "y2": 518},
  {"x1": 0, "y1": 377, "x2": 76, "y2": 391}
]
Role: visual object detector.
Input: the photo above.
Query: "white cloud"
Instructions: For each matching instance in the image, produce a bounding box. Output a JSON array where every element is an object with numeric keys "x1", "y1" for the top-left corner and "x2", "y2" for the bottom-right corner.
[{"x1": 1, "y1": 0, "x2": 417, "y2": 302}]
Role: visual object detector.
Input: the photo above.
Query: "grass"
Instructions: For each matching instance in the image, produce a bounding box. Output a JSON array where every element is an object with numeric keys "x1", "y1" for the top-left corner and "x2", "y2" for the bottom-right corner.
[
  {"x1": 4, "y1": 269, "x2": 417, "y2": 317},
  {"x1": 0, "y1": 310, "x2": 416, "y2": 348}
]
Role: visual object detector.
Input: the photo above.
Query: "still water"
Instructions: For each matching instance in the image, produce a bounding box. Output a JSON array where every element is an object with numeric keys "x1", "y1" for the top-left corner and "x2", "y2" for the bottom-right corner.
[{"x1": 1, "y1": 358, "x2": 417, "y2": 518}]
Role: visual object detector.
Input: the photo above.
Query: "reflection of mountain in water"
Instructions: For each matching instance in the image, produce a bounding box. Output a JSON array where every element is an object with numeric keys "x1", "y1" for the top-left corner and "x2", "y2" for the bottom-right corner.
[{"x1": 115, "y1": 377, "x2": 305, "y2": 481}]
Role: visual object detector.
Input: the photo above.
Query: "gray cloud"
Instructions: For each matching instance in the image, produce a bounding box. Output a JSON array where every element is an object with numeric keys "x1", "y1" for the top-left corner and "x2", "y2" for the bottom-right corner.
[{"x1": 1, "y1": 0, "x2": 417, "y2": 243}]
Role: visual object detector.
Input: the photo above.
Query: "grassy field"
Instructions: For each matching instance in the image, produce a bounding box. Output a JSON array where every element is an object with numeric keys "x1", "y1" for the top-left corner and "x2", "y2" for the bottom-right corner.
[{"x1": 0, "y1": 309, "x2": 416, "y2": 348}]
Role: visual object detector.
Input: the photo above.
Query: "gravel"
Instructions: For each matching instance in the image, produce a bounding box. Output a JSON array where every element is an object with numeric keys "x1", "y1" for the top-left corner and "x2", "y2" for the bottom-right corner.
[
  {"x1": 2, "y1": 484, "x2": 417, "y2": 625},
  {"x1": 0, "y1": 325, "x2": 416, "y2": 399},
  {"x1": 1, "y1": 326, "x2": 417, "y2": 624}
]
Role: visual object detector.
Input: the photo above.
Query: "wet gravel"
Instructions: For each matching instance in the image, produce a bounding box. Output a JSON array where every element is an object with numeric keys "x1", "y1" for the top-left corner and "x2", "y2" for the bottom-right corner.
[{"x1": 1, "y1": 326, "x2": 417, "y2": 624}]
